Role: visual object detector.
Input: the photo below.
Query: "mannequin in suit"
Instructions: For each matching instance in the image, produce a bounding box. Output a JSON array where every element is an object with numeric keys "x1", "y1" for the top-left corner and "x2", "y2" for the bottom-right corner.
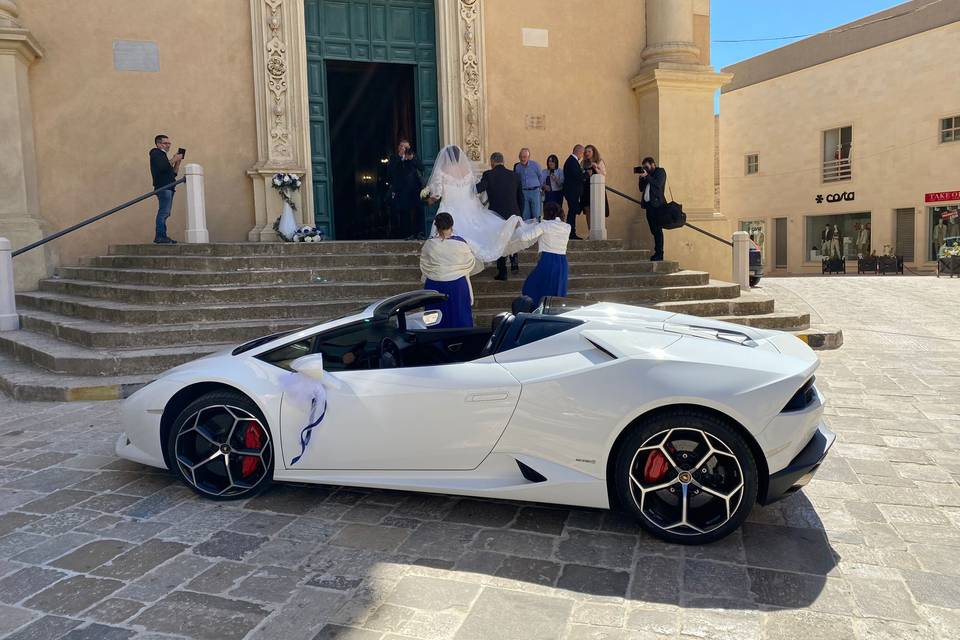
[{"x1": 830, "y1": 225, "x2": 841, "y2": 258}]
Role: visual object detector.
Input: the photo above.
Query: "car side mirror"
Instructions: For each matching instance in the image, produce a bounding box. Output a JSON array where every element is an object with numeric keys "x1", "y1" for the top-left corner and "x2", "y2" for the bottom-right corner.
[
  {"x1": 405, "y1": 309, "x2": 443, "y2": 329},
  {"x1": 290, "y1": 354, "x2": 324, "y2": 380},
  {"x1": 423, "y1": 310, "x2": 442, "y2": 327}
]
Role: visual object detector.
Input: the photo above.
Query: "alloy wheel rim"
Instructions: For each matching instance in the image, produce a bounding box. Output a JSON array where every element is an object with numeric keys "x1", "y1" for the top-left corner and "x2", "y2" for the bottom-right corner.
[
  {"x1": 175, "y1": 404, "x2": 272, "y2": 497},
  {"x1": 627, "y1": 428, "x2": 744, "y2": 536}
]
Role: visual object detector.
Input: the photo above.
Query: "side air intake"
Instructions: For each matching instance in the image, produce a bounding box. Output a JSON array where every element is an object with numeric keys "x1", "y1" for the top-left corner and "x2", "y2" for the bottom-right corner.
[{"x1": 516, "y1": 460, "x2": 547, "y2": 483}]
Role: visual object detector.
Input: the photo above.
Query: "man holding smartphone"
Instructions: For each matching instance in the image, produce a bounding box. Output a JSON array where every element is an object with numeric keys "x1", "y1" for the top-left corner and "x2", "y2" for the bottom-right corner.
[{"x1": 149, "y1": 134, "x2": 183, "y2": 244}]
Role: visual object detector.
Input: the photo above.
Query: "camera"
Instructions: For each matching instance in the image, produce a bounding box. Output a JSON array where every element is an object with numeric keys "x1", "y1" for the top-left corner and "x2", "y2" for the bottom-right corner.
[{"x1": 633, "y1": 165, "x2": 646, "y2": 175}]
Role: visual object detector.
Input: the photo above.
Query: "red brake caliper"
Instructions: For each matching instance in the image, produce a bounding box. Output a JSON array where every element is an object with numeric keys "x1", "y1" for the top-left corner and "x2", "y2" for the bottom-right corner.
[
  {"x1": 643, "y1": 450, "x2": 670, "y2": 483},
  {"x1": 240, "y1": 422, "x2": 263, "y2": 478}
]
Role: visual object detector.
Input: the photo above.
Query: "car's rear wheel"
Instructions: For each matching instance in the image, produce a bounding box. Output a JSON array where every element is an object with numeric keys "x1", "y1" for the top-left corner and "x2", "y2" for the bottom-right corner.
[
  {"x1": 613, "y1": 409, "x2": 758, "y2": 545},
  {"x1": 166, "y1": 391, "x2": 274, "y2": 500}
]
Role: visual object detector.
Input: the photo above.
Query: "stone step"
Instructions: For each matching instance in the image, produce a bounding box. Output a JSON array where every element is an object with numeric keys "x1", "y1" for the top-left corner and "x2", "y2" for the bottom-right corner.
[
  {"x1": 18, "y1": 310, "x2": 310, "y2": 350},
  {"x1": 38, "y1": 271, "x2": 710, "y2": 306},
  {"x1": 653, "y1": 297, "x2": 776, "y2": 317},
  {"x1": 108, "y1": 239, "x2": 627, "y2": 257},
  {"x1": 0, "y1": 352, "x2": 151, "y2": 401},
  {"x1": 473, "y1": 282, "x2": 742, "y2": 311},
  {"x1": 712, "y1": 312, "x2": 811, "y2": 332},
  {"x1": 89, "y1": 248, "x2": 654, "y2": 271},
  {"x1": 58, "y1": 259, "x2": 679, "y2": 287},
  {"x1": 0, "y1": 329, "x2": 225, "y2": 376}
]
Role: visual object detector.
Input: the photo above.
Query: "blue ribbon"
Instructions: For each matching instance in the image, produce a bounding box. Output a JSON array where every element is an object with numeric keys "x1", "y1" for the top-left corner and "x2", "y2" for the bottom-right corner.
[{"x1": 290, "y1": 396, "x2": 327, "y2": 466}]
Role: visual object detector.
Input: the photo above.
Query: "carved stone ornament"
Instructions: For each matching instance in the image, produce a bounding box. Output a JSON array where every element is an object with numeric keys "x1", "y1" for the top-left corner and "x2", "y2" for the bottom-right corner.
[
  {"x1": 263, "y1": 0, "x2": 291, "y2": 158},
  {"x1": 458, "y1": 0, "x2": 482, "y2": 162}
]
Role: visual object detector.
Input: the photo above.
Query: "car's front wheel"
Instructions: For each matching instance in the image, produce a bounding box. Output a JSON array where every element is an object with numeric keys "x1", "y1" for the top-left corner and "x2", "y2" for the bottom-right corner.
[
  {"x1": 613, "y1": 409, "x2": 758, "y2": 544},
  {"x1": 166, "y1": 391, "x2": 274, "y2": 500}
]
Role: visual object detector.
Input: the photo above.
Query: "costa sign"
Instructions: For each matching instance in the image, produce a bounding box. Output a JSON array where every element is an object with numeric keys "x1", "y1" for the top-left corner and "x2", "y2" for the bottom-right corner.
[
  {"x1": 925, "y1": 191, "x2": 960, "y2": 203},
  {"x1": 815, "y1": 191, "x2": 855, "y2": 204}
]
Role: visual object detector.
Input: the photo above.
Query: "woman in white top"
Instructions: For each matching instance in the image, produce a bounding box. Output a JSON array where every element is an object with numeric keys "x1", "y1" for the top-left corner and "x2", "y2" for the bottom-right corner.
[
  {"x1": 420, "y1": 212, "x2": 483, "y2": 328},
  {"x1": 521, "y1": 202, "x2": 572, "y2": 306}
]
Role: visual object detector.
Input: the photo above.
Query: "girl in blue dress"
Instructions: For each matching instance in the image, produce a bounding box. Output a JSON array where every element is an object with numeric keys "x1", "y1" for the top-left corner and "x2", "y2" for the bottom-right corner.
[
  {"x1": 521, "y1": 202, "x2": 571, "y2": 307},
  {"x1": 420, "y1": 212, "x2": 482, "y2": 328}
]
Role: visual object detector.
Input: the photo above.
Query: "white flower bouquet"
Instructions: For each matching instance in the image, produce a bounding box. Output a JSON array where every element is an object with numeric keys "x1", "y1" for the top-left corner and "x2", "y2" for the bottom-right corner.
[{"x1": 420, "y1": 187, "x2": 432, "y2": 202}]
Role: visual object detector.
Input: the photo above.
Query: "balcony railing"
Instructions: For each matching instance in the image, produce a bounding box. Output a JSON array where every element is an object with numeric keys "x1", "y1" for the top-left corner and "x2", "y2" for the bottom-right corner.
[{"x1": 822, "y1": 157, "x2": 852, "y2": 182}]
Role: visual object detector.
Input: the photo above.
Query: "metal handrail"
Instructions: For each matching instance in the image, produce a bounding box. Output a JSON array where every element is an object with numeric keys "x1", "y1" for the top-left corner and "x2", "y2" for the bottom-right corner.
[
  {"x1": 605, "y1": 185, "x2": 733, "y2": 248},
  {"x1": 12, "y1": 178, "x2": 186, "y2": 258}
]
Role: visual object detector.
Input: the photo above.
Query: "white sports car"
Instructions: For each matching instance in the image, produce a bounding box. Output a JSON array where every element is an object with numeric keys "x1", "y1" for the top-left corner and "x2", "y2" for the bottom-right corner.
[{"x1": 117, "y1": 291, "x2": 833, "y2": 545}]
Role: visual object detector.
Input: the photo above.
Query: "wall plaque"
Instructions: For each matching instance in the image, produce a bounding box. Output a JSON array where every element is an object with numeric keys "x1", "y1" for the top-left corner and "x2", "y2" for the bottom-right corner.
[
  {"x1": 522, "y1": 28, "x2": 548, "y2": 48},
  {"x1": 113, "y1": 40, "x2": 160, "y2": 72}
]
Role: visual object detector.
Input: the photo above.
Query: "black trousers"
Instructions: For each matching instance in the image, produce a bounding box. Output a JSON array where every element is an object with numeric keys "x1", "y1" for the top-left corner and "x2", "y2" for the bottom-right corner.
[
  {"x1": 565, "y1": 194, "x2": 582, "y2": 237},
  {"x1": 645, "y1": 208, "x2": 664, "y2": 258},
  {"x1": 496, "y1": 254, "x2": 519, "y2": 276}
]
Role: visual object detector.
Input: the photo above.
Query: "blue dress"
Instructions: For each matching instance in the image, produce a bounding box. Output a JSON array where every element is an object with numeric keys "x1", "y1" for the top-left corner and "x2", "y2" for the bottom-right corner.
[
  {"x1": 522, "y1": 251, "x2": 569, "y2": 307},
  {"x1": 423, "y1": 236, "x2": 474, "y2": 329}
]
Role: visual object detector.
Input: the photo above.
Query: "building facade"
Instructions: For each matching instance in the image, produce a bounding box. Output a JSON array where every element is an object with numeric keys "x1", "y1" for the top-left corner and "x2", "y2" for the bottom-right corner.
[
  {"x1": 720, "y1": 0, "x2": 960, "y2": 274},
  {"x1": 2, "y1": 0, "x2": 729, "y2": 290}
]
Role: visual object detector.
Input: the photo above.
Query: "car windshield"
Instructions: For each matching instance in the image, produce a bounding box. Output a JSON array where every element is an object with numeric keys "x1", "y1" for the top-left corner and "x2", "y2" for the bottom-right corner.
[
  {"x1": 537, "y1": 297, "x2": 588, "y2": 316},
  {"x1": 231, "y1": 303, "x2": 370, "y2": 356}
]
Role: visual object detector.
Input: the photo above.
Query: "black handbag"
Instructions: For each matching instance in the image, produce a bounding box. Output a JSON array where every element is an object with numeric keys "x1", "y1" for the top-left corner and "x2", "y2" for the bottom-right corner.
[{"x1": 658, "y1": 184, "x2": 686, "y2": 230}]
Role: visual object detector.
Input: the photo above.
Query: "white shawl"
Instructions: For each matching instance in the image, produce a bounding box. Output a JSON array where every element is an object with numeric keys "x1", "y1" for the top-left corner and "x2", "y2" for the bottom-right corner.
[{"x1": 420, "y1": 236, "x2": 483, "y2": 303}]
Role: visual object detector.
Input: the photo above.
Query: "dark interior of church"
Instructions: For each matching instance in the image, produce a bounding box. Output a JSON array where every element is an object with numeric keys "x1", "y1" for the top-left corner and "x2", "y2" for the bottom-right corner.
[{"x1": 326, "y1": 61, "x2": 416, "y2": 240}]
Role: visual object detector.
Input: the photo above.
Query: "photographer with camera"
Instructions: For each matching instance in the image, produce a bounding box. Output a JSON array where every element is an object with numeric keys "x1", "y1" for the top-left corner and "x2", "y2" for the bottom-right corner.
[
  {"x1": 637, "y1": 156, "x2": 666, "y2": 261},
  {"x1": 149, "y1": 134, "x2": 183, "y2": 244}
]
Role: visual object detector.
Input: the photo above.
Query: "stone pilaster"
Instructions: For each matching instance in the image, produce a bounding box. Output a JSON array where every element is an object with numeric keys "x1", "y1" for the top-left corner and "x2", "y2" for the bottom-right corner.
[
  {"x1": 0, "y1": 0, "x2": 53, "y2": 290},
  {"x1": 248, "y1": 0, "x2": 312, "y2": 241}
]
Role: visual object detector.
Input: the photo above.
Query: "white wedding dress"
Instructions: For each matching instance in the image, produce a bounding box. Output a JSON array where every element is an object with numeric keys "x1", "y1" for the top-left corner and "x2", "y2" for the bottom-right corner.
[{"x1": 427, "y1": 145, "x2": 538, "y2": 263}]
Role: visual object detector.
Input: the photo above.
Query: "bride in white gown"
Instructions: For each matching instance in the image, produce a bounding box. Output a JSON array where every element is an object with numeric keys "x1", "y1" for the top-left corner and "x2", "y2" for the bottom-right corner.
[{"x1": 426, "y1": 145, "x2": 538, "y2": 263}]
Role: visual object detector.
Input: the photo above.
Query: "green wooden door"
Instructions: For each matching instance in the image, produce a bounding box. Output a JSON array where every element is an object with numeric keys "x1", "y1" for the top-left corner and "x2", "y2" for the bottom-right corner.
[{"x1": 305, "y1": 0, "x2": 439, "y2": 239}]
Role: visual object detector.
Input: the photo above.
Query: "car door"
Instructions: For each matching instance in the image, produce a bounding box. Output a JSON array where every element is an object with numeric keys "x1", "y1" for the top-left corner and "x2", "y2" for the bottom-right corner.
[{"x1": 277, "y1": 360, "x2": 520, "y2": 471}]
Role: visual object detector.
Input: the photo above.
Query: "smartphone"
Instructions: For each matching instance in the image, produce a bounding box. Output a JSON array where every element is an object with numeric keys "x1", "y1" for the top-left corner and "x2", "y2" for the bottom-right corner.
[{"x1": 177, "y1": 148, "x2": 186, "y2": 157}]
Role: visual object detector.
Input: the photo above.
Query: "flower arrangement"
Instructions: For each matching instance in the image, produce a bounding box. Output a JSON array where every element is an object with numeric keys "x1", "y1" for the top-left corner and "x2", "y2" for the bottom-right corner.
[
  {"x1": 272, "y1": 220, "x2": 325, "y2": 243},
  {"x1": 420, "y1": 187, "x2": 432, "y2": 202},
  {"x1": 944, "y1": 244, "x2": 960, "y2": 258},
  {"x1": 272, "y1": 172, "x2": 302, "y2": 208}
]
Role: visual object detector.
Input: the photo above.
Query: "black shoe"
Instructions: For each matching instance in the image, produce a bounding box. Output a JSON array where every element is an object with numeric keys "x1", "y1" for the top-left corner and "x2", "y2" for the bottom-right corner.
[
  {"x1": 494, "y1": 272, "x2": 508, "y2": 281},
  {"x1": 650, "y1": 253, "x2": 663, "y2": 262},
  {"x1": 154, "y1": 237, "x2": 176, "y2": 244},
  {"x1": 511, "y1": 265, "x2": 519, "y2": 273},
  {"x1": 570, "y1": 234, "x2": 583, "y2": 241}
]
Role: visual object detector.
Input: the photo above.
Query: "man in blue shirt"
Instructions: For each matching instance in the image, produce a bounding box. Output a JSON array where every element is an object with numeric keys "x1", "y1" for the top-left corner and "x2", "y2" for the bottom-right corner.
[{"x1": 514, "y1": 148, "x2": 543, "y2": 222}]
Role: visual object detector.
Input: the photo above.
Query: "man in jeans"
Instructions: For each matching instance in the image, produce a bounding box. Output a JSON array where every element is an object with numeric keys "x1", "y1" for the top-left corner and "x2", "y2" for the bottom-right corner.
[
  {"x1": 514, "y1": 148, "x2": 543, "y2": 222},
  {"x1": 149, "y1": 134, "x2": 183, "y2": 244}
]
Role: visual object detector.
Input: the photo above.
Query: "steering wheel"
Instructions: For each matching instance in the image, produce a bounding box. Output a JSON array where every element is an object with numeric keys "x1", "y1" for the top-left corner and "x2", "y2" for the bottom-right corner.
[{"x1": 378, "y1": 337, "x2": 403, "y2": 369}]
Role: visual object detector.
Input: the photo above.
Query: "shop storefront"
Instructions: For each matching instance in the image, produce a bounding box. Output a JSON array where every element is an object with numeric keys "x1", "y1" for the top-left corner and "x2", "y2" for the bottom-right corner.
[
  {"x1": 738, "y1": 219, "x2": 767, "y2": 259},
  {"x1": 805, "y1": 212, "x2": 871, "y2": 262},
  {"x1": 926, "y1": 191, "x2": 960, "y2": 260}
]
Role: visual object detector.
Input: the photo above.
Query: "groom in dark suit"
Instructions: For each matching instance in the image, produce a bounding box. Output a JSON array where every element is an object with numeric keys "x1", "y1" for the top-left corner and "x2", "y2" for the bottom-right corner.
[
  {"x1": 563, "y1": 144, "x2": 585, "y2": 240},
  {"x1": 477, "y1": 151, "x2": 523, "y2": 280}
]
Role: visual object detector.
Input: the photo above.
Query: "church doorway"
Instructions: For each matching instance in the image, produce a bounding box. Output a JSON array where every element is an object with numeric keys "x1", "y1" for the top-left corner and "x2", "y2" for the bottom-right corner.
[
  {"x1": 305, "y1": 0, "x2": 440, "y2": 240},
  {"x1": 327, "y1": 61, "x2": 416, "y2": 240}
]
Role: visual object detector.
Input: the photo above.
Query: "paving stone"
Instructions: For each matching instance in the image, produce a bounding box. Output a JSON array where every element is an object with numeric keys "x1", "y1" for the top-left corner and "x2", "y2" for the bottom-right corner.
[
  {"x1": 509, "y1": 506, "x2": 569, "y2": 536},
  {"x1": 747, "y1": 568, "x2": 832, "y2": 609},
  {"x1": 454, "y1": 587, "x2": 572, "y2": 640},
  {"x1": 472, "y1": 528, "x2": 554, "y2": 558},
  {"x1": 277, "y1": 516, "x2": 343, "y2": 543},
  {"x1": 455, "y1": 550, "x2": 504, "y2": 574},
  {"x1": 61, "y1": 623, "x2": 136, "y2": 640},
  {"x1": 393, "y1": 494, "x2": 456, "y2": 520},
  {"x1": 557, "y1": 564, "x2": 630, "y2": 598},
  {"x1": 98, "y1": 519, "x2": 173, "y2": 543},
  {"x1": 121, "y1": 487, "x2": 190, "y2": 519},
  {"x1": 24, "y1": 575, "x2": 123, "y2": 615},
  {"x1": 387, "y1": 575, "x2": 479, "y2": 612},
  {"x1": 246, "y1": 537, "x2": 311, "y2": 569},
  {"x1": 362, "y1": 603, "x2": 415, "y2": 633},
  {"x1": 115, "y1": 554, "x2": 213, "y2": 602},
  {"x1": 741, "y1": 523, "x2": 836, "y2": 575},
  {"x1": 23, "y1": 509, "x2": 101, "y2": 536},
  {"x1": 495, "y1": 556, "x2": 560, "y2": 586},
  {"x1": 629, "y1": 555, "x2": 681, "y2": 605},
  {"x1": 849, "y1": 578, "x2": 920, "y2": 623},
  {"x1": 230, "y1": 565, "x2": 306, "y2": 603},
  {"x1": 679, "y1": 608, "x2": 762, "y2": 640},
  {"x1": 0, "y1": 511, "x2": 41, "y2": 536},
  {"x1": 902, "y1": 570, "x2": 960, "y2": 609},
  {"x1": 185, "y1": 560, "x2": 255, "y2": 594},
  {"x1": 70, "y1": 472, "x2": 140, "y2": 493},
  {"x1": 2, "y1": 468, "x2": 92, "y2": 492},
  {"x1": 0, "y1": 532, "x2": 48, "y2": 560},
  {"x1": 77, "y1": 494, "x2": 142, "y2": 514},
  {"x1": 131, "y1": 591, "x2": 269, "y2": 640},
  {"x1": 0, "y1": 566, "x2": 67, "y2": 605},
  {"x1": 193, "y1": 530, "x2": 268, "y2": 561},
  {"x1": 229, "y1": 511, "x2": 296, "y2": 536},
  {"x1": 624, "y1": 605, "x2": 678, "y2": 636},
  {"x1": 245, "y1": 485, "x2": 325, "y2": 515},
  {"x1": 312, "y1": 625, "x2": 382, "y2": 640},
  {"x1": 246, "y1": 588, "x2": 345, "y2": 640},
  {"x1": 2, "y1": 615, "x2": 82, "y2": 640},
  {"x1": 762, "y1": 610, "x2": 855, "y2": 640},
  {"x1": 444, "y1": 499, "x2": 517, "y2": 527},
  {"x1": 307, "y1": 574, "x2": 365, "y2": 591},
  {"x1": 329, "y1": 523, "x2": 409, "y2": 553},
  {"x1": 397, "y1": 522, "x2": 480, "y2": 560},
  {"x1": 50, "y1": 539, "x2": 132, "y2": 573},
  {"x1": 570, "y1": 601, "x2": 626, "y2": 627},
  {"x1": 9, "y1": 452, "x2": 77, "y2": 471},
  {"x1": 340, "y1": 503, "x2": 394, "y2": 524},
  {"x1": 683, "y1": 559, "x2": 751, "y2": 599},
  {"x1": 19, "y1": 490, "x2": 97, "y2": 515},
  {"x1": 92, "y1": 539, "x2": 188, "y2": 580},
  {"x1": 14, "y1": 532, "x2": 97, "y2": 565},
  {"x1": 0, "y1": 604, "x2": 38, "y2": 636},
  {"x1": 557, "y1": 529, "x2": 636, "y2": 569},
  {"x1": 112, "y1": 475, "x2": 175, "y2": 499},
  {"x1": 83, "y1": 597, "x2": 145, "y2": 624}
]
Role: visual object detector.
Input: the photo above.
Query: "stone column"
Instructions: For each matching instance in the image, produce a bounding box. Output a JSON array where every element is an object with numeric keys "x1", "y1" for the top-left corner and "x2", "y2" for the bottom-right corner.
[
  {"x1": 0, "y1": 0, "x2": 52, "y2": 290},
  {"x1": 247, "y1": 0, "x2": 312, "y2": 241},
  {"x1": 630, "y1": 0, "x2": 732, "y2": 281}
]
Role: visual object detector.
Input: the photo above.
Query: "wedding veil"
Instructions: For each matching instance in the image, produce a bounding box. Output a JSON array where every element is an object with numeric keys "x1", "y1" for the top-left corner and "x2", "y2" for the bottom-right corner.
[{"x1": 427, "y1": 145, "x2": 479, "y2": 200}]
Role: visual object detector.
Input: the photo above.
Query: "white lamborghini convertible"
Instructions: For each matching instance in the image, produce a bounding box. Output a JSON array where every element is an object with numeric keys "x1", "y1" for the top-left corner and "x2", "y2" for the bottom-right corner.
[{"x1": 117, "y1": 291, "x2": 834, "y2": 544}]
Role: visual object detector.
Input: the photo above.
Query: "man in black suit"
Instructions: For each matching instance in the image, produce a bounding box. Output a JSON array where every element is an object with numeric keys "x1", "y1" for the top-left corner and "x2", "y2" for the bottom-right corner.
[
  {"x1": 477, "y1": 151, "x2": 523, "y2": 280},
  {"x1": 638, "y1": 156, "x2": 667, "y2": 261},
  {"x1": 562, "y1": 145, "x2": 585, "y2": 239}
]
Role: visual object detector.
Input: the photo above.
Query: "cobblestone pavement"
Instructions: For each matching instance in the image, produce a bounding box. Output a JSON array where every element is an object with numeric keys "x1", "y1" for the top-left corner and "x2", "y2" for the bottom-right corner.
[{"x1": 0, "y1": 276, "x2": 958, "y2": 640}]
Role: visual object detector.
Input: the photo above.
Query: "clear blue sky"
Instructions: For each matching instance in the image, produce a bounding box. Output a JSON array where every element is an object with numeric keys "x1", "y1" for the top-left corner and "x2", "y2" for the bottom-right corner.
[{"x1": 711, "y1": 0, "x2": 906, "y2": 112}]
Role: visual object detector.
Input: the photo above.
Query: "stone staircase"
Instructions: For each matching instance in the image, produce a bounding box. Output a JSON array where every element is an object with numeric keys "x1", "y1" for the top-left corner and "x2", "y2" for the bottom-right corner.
[{"x1": 0, "y1": 240, "x2": 841, "y2": 401}]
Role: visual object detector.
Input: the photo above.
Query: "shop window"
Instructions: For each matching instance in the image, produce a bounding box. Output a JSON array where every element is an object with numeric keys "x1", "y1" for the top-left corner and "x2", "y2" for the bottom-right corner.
[
  {"x1": 941, "y1": 115, "x2": 960, "y2": 144},
  {"x1": 745, "y1": 154, "x2": 759, "y2": 175},
  {"x1": 739, "y1": 220, "x2": 766, "y2": 256},
  {"x1": 929, "y1": 205, "x2": 960, "y2": 260},
  {"x1": 822, "y1": 126, "x2": 852, "y2": 182},
  {"x1": 805, "y1": 212, "x2": 870, "y2": 261}
]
